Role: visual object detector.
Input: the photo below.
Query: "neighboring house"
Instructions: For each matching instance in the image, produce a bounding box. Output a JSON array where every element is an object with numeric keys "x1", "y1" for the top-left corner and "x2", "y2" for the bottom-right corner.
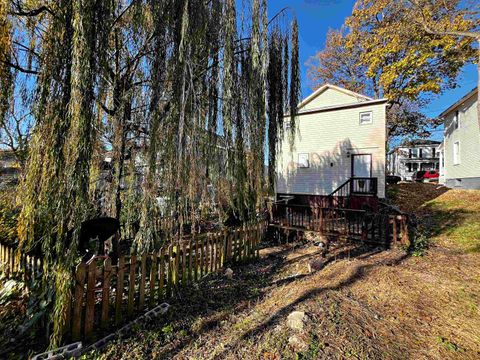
[
  {"x1": 275, "y1": 84, "x2": 388, "y2": 206},
  {"x1": 439, "y1": 87, "x2": 480, "y2": 190},
  {"x1": 387, "y1": 139, "x2": 441, "y2": 181}
]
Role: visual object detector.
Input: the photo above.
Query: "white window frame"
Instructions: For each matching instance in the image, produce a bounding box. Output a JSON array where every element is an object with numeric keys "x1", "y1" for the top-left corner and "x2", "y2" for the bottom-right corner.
[
  {"x1": 298, "y1": 153, "x2": 309, "y2": 168},
  {"x1": 359, "y1": 111, "x2": 373, "y2": 125},
  {"x1": 453, "y1": 110, "x2": 459, "y2": 130},
  {"x1": 453, "y1": 141, "x2": 460, "y2": 165}
]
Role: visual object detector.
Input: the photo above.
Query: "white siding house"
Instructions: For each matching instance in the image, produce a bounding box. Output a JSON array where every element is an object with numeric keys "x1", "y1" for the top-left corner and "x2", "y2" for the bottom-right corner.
[
  {"x1": 276, "y1": 84, "x2": 388, "y2": 201},
  {"x1": 439, "y1": 87, "x2": 480, "y2": 189},
  {"x1": 387, "y1": 140, "x2": 441, "y2": 181}
]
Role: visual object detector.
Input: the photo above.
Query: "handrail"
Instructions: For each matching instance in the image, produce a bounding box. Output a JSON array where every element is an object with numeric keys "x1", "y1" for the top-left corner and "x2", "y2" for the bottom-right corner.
[{"x1": 330, "y1": 178, "x2": 351, "y2": 197}]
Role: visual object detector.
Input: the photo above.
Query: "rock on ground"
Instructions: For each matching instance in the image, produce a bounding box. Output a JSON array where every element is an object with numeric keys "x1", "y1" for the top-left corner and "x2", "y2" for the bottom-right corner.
[{"x1": 287, "y1": 311, "x2": 308, "y2": 331}]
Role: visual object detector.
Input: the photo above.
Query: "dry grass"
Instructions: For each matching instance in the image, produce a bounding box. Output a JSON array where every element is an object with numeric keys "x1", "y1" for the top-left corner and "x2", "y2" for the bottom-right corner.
[{"x1": 88, "y1": 184, "x2": 480, "y2": 359}]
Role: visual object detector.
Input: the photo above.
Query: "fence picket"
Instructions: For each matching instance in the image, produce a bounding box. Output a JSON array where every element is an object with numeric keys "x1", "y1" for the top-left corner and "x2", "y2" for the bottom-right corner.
[
  {"x1": 101, "y1": 258, "x2": 112, "y2": 329},
  {"x1": 149, "y1": 254, "x2": 157, "y2": 307},
  {"x1": 166, "y1": 245, "x2": 173, "y2": 297},
  {"x1": 72, "y1": 262, "x2": 86, "y2": 341},
  {"x1": 182, "y1": 242, "x2": 187, "y2": 286},
  {"x1": 139, "y1": 254, "x2": 147, "y2": 310},
  {"x1": 127, "y1": 255, "x2": 137, "y2": 316},
  {"x1": 188, "y1": 240, "x2": 193, "y2": 283},
  {"x1": 158, "y1": 248, "x2": 165, "y2": 300},
  {"x1": 84, "y1": 260, "x2": 97, "y2": 340}
]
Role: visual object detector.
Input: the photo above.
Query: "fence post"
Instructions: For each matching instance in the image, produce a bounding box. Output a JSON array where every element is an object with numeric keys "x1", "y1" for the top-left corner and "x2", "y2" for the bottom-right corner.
[
  {"x1": 188, "y1": 240, "x2": 193, "y2": 283},
  {"x1": 158, "y1": 248, "x2": 165, "y2": 300},
  {"x1": 127, "y1": 255, "x2": 137, "y2": 316},
  {"x1": 182, "y1": 241, "x2": 187, "y2": 285},
  {"x1": 84, "y1": 260, "x2": 97, "y2": 340},
  {"x1": 139, "y1": 253, "x2": 147, "y2": 310},
  {"x1": 150, "y1": 253, "x2": 157, "y2": 307},
  {"x1": 72, "y1": 262, "x2": 86, "y2": 341},
  {"x1": 401, "y1": 216, "x2": 410, "y2": 246},
  {"x1": 100, "y1": 258, "x2": 112, "y2": 330},
  {"x1": 166, "y1": 245, "x2": 173, "y2": 297}
]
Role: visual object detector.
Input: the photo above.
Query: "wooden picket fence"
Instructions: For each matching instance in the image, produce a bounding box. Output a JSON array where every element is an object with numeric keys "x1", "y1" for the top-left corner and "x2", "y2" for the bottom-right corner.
[
  {"x1": 64, "y1": 222, "x2": 265, "y2": 342},
  {"x1": 0, "y1": 241, "x2": 43, "y2": 280}
]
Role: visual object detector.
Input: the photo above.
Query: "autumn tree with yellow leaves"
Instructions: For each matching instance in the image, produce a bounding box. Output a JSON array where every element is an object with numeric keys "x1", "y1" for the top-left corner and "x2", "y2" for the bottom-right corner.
[{"x1": 308, "y1": 0, "x2": 478, "y2": 138}]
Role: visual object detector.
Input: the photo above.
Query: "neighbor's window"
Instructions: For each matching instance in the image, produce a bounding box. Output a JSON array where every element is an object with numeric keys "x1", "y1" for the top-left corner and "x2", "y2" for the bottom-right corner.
[
  {"x1": 453, "y1": 110, "x2": 459, "y2": 130},
  {"x1": 410, "y1": 148, "x2": 419, "y2": 158},
  {"x1": 359, "y1": 111, "x2": 373, "y2": 125},
  {"x1": 298, "y1": 153, "x2": 309, "y2": 168},
  {"x1": 453, "y1": 141, "x2": 460, "y2": 165}
]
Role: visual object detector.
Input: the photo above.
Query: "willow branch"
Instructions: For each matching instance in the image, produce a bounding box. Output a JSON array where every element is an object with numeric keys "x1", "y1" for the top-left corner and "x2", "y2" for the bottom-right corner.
[{"x1": 1, "y1": 59, "x2": 39, "y2": 75}]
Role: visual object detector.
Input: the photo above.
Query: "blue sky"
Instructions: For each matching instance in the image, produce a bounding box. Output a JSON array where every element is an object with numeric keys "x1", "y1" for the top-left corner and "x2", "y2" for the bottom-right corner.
[{"x1": 267, "y1": 0, "x2": 478, "y2": 142}]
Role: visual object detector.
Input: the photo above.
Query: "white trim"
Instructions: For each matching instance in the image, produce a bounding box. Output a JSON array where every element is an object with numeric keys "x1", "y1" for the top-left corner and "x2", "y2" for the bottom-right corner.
[
  {"x1": 290, "y1": 98, "x2": 388, "y2": 117},
  {"x1": 298, "y1": 83, "x2": 373, "y2": 109}
]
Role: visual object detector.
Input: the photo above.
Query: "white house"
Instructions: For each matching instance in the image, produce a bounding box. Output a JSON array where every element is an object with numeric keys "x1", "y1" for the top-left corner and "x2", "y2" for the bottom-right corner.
[
  {"x1": 438, "y1": 87, "x2": 480, "y2": 189},
  {"x1": 387, "y1": 139, "x2": 441, "y2": 181},
  {"x1": 275, "y1": 84, "x2": 388, "y2": 205}
]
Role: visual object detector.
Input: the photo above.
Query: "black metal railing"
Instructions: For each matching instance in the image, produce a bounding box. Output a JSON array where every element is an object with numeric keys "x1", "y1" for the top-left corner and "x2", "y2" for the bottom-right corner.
[{"x1": 349, "y1": 177, "x2": 378, "y2": 195}]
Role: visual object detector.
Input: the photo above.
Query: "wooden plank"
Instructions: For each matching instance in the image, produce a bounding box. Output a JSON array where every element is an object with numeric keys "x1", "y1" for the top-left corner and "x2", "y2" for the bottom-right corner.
[
  {"x1": 199, "y1": 238, "x2": 204, "y2": 278},
  {"x1": 84, "y1": 260, "x2": 97, "y2": 340},
  {"x1": 174, "y1": 242, "x2": 180, "y2": 285},
  {"x1": 115, "y1": 256, "x2": 125, "y2": 324},
  {"x1": 101, "y1": 258, "x2": 112, "y2": 329},
  {"x1": 158, "y1": 248, "x2": 165, "y2": 300},
  {"x1": 194, "y1": 237, "x2": 199, "y2": 281},
  {"x1": 139, "y1": 253, "x2": 147, "y2": 310},
  {"x1": 72, "y1": 262, "x2": 86, "y2": 341},
  {"x1": 149, "y1": 254, "x2": 157, "y2": 307},
  {"x1": 127, "y1": 255, "x2": 137, "y2": 316},
  {"x1": 188, "y1": 240, "x2": 193, "y2": 283},
  {"x1": 182, "y1": 242, "x2": 187, "y2": 286},
  {"x1": 166, "y1": 245, "x2": 173, "y2": 297},
  {"x1": 213, "y1": 234, "x2": 218, "y2": 271}
]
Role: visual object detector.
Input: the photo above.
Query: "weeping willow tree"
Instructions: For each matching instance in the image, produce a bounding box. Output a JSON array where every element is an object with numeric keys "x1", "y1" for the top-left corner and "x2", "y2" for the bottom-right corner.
[{"x1": 2, "y1": 0, "x2": 300, "y2": 345}]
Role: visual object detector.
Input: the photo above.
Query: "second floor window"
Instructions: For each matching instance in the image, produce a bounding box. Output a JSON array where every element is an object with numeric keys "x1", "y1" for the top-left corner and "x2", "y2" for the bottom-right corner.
[
  {"x1": 454, "y1": 110, "x2": 459, "y2": 130},
  {"x1": 359, "y1": 111, "x2": 373, "y2": 125}
]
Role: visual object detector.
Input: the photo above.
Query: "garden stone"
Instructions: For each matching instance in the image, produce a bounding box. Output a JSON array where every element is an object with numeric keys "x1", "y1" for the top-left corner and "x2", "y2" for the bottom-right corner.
[
  {"x1": 288, "y1": 335, "x2": 309, "y2": 352},
  {"x1": 225, "y1": 268, "x2": 234, "y2": 279},
  {"x1": 287, "y1": 311, "x2": 307, "y2": 331}
]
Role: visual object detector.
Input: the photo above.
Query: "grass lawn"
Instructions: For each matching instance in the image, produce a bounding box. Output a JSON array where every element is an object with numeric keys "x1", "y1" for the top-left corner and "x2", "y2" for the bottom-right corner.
[{"x1": 83, "y1": 183, "x2": 480, "y2": 359}]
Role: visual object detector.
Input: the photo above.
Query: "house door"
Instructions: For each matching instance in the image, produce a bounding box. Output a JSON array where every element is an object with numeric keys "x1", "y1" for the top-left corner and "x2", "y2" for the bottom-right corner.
[{"x1": 351, "y1": 154, "x2": 372, "y2": 178}]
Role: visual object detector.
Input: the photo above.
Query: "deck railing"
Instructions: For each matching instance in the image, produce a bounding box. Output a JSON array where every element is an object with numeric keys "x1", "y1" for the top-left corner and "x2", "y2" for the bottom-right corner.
[{"x1": 269, "y1": 203, "x2": 408, "y2": 246}]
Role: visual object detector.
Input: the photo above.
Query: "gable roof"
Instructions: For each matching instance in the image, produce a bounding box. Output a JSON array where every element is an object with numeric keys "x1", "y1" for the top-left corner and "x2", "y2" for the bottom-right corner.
[
  {"x1": 298, "y1": 83, "x2": 373, "y2": 109},
  {"x1": 438, "y1": 87, "x2": 477, "y2": 119}
]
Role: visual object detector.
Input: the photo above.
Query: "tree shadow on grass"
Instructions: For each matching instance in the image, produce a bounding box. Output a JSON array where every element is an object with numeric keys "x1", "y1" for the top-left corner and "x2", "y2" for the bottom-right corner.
[{"x1": 120, "y1": 242, "x2": 409, "y2": 359}]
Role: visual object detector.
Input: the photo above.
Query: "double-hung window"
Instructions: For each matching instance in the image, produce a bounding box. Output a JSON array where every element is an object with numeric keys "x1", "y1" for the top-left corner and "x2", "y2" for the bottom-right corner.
[{"x1": 453, "y1": 141, "x2": 460, "y2": 165}]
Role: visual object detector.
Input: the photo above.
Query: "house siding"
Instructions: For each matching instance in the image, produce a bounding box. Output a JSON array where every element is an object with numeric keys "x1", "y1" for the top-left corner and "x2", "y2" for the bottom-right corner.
[
  {"x1": 276, "y1": 101, "x2": 386, "y2": 198},
  {"x1": 443, "y1": 92, "x2": 480, "y2": 189}
]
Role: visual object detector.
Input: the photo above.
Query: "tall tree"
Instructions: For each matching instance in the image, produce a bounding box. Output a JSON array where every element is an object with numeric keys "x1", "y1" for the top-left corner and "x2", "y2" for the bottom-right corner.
[
  {"x1": 3, "y1": 0, "x2": 300, "y2": 344},
  {"x1": 307, "y1": 0, "x2": 477, "y2": 137}
]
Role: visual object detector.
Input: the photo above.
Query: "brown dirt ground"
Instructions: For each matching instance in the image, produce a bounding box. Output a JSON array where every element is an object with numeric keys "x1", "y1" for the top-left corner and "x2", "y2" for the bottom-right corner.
[{"x1": 53, "y1": 185, "x2": 480, "y2": 358}]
